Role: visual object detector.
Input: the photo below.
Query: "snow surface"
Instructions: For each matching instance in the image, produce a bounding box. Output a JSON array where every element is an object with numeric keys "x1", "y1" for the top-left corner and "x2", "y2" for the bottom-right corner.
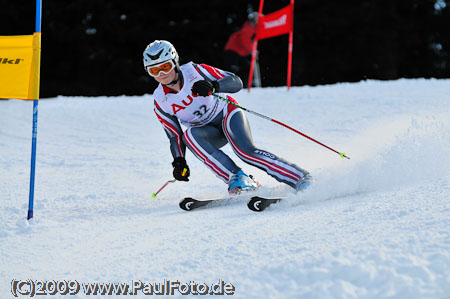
[{"x1": 1, "y1": 79, "x2": 450, "y2": 298}]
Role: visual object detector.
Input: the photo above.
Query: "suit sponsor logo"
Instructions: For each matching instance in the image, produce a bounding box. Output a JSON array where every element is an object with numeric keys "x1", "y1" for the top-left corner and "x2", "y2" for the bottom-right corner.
[
  {"x1": 171, "y1": 92, "x2": 200, "y2": 114},
  {"x1": 254, "y1": 150, "x2": 276, "y2": 159}
]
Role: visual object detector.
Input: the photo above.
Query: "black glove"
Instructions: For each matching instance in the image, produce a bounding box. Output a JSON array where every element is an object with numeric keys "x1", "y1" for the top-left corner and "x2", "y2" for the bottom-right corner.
[
  {"x1": 172, "y1": 157, "x2": 190, "y2": 181},
  {"x1": 191, "y1": 80, "x2": 220, "y2": 97}
]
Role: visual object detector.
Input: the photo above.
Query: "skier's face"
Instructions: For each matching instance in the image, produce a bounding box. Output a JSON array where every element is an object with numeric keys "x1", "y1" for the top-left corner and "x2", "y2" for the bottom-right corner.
[{"x1": 154, "y1": 68, "x2": 176, "y2": 85}]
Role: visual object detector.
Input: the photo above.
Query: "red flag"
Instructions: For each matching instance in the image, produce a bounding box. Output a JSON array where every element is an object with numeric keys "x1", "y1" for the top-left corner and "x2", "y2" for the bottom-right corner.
[
  {"x1": 248, "y1": 0, "x2": 295, "y2": 91},
  {"x1": 256, "y1": 4, "x2": 293, "y2": 40}
]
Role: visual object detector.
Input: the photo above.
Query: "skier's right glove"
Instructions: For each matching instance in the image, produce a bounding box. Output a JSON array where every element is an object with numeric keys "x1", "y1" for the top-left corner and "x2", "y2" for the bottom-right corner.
[
  {"x1": 172, "y1": 157, "x2": 190, "y2": 181},
  {"x1": 191, "y1": 80, "x2": 220, "y2": 97}
]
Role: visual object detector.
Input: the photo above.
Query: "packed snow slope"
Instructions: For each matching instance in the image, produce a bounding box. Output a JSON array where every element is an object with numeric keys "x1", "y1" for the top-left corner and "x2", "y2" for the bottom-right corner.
[{"x1": 1, "y1": 79, "x2": 450, "y2": 298}]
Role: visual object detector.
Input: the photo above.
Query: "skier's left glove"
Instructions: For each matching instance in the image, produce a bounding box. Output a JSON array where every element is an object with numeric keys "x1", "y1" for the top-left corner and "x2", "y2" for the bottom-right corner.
[
  {"x1": 172, "y1": 157, "x2": 190, "y2": 181},
  {"x1": 191, "y1": 80, "x2": 220, "y2": 97}
]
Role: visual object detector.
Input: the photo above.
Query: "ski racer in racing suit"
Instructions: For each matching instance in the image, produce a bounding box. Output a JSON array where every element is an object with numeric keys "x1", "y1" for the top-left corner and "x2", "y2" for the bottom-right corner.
[{"x1": 144, "y1": 40, "x2": 312, "y2": 194}]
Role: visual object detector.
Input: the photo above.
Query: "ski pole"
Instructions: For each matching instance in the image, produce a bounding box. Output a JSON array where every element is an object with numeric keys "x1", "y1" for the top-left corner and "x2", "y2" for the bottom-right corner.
[
  {"x1": 213, "y1": 93, "x2": 350, "y2": 159},
  {"x1": 151, "y1": 168, "x2": 188, "y2": 198},
  {"x1": 152, "y1": 179, "x2": 176, "y2": 198}
]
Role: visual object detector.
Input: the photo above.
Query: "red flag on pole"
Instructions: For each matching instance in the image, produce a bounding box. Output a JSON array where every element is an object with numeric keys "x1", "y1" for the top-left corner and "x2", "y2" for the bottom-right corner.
[
  {"x1": 248, "y1": 0, "x2": 295, "y2": 91},
  {"x1": 256, "y1": 4, "x2": 294, "y2": 40}
]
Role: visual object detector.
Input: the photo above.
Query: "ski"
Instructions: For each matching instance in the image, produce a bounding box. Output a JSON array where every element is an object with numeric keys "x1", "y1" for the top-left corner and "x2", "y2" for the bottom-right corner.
[
  {"x1": 179, "y1": 197, "x2": 223, "y2": 211},
  {"x1": 180, "y1": 195, "x2": 285, "y2": 212},
  {"x1": 179, "y1": 193, "x2": 255, "y2": 211},
  {"x1": 247, "y1": 196, "x2": 283, "y2": 212}
]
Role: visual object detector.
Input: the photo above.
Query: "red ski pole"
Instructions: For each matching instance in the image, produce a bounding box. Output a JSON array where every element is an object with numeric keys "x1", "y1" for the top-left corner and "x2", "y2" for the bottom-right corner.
[
  {"x1": 213, "y1": 93, "x2": 350, "y2": 159},
  {"x1": 151, "y1": 168, "x2": 188, "y2": 198},
  {"x1": 152, "y1": 179, "x2": 176, "y2": 198}
]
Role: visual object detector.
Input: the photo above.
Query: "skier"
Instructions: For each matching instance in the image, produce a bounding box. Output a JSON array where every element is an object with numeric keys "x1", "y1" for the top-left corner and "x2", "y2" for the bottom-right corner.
[
  {"x1": 143, "y1": 40, "x2": 312, "y2": 194},
  {"x1": 223, "y1": 15, "x2": 257, "y2": 88}
]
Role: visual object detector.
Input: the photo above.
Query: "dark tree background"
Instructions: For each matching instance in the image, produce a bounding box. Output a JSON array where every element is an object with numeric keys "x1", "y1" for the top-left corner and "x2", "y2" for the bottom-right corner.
[{"x1": 1, "y1": 0, "x2": 449, "y2": 98}]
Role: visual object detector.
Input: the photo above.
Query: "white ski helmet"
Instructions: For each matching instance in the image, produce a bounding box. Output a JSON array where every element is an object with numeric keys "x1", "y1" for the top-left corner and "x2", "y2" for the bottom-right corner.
[{"x1": 143, "y1": 40, "x2": 179, "y2": 68}]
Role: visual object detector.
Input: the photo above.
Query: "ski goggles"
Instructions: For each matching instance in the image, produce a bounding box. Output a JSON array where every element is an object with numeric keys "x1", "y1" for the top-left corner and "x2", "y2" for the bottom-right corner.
[{"x1": 146, "y1": 61, "x2": 175, "y2": 77}]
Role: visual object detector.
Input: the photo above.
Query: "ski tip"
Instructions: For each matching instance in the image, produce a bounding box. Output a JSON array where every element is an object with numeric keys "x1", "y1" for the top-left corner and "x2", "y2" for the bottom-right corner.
[
  {"x1": 248, "y1": 196, "x2": 282, "y2": 212},
  {"x1": 248, "y1": 197, "x2": 264, "y2": 212},
  {"x1": 248, "y1": 196, "x2": 270, "y2": 212},
  {"x1": 179, "y1": 197, "x2": 195, "y2": 211}
]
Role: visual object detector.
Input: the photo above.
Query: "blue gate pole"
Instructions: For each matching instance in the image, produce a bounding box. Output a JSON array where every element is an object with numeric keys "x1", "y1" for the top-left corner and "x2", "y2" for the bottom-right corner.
[
  {"x1": 28, "y1": 101, "x2": 38, "y2": 220},
  {"x1": 27, "y1": 0, "x2": 42, "y2": 220}
]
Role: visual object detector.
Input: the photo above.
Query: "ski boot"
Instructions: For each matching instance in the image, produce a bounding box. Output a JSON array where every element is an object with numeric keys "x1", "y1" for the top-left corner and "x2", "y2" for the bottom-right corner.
[
  {"x1": 296, "y1": 174, "x2": 313, "y2": 192},
  {"x1": 228, "y1": 170, "x2": 260, "y2": 195}
]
